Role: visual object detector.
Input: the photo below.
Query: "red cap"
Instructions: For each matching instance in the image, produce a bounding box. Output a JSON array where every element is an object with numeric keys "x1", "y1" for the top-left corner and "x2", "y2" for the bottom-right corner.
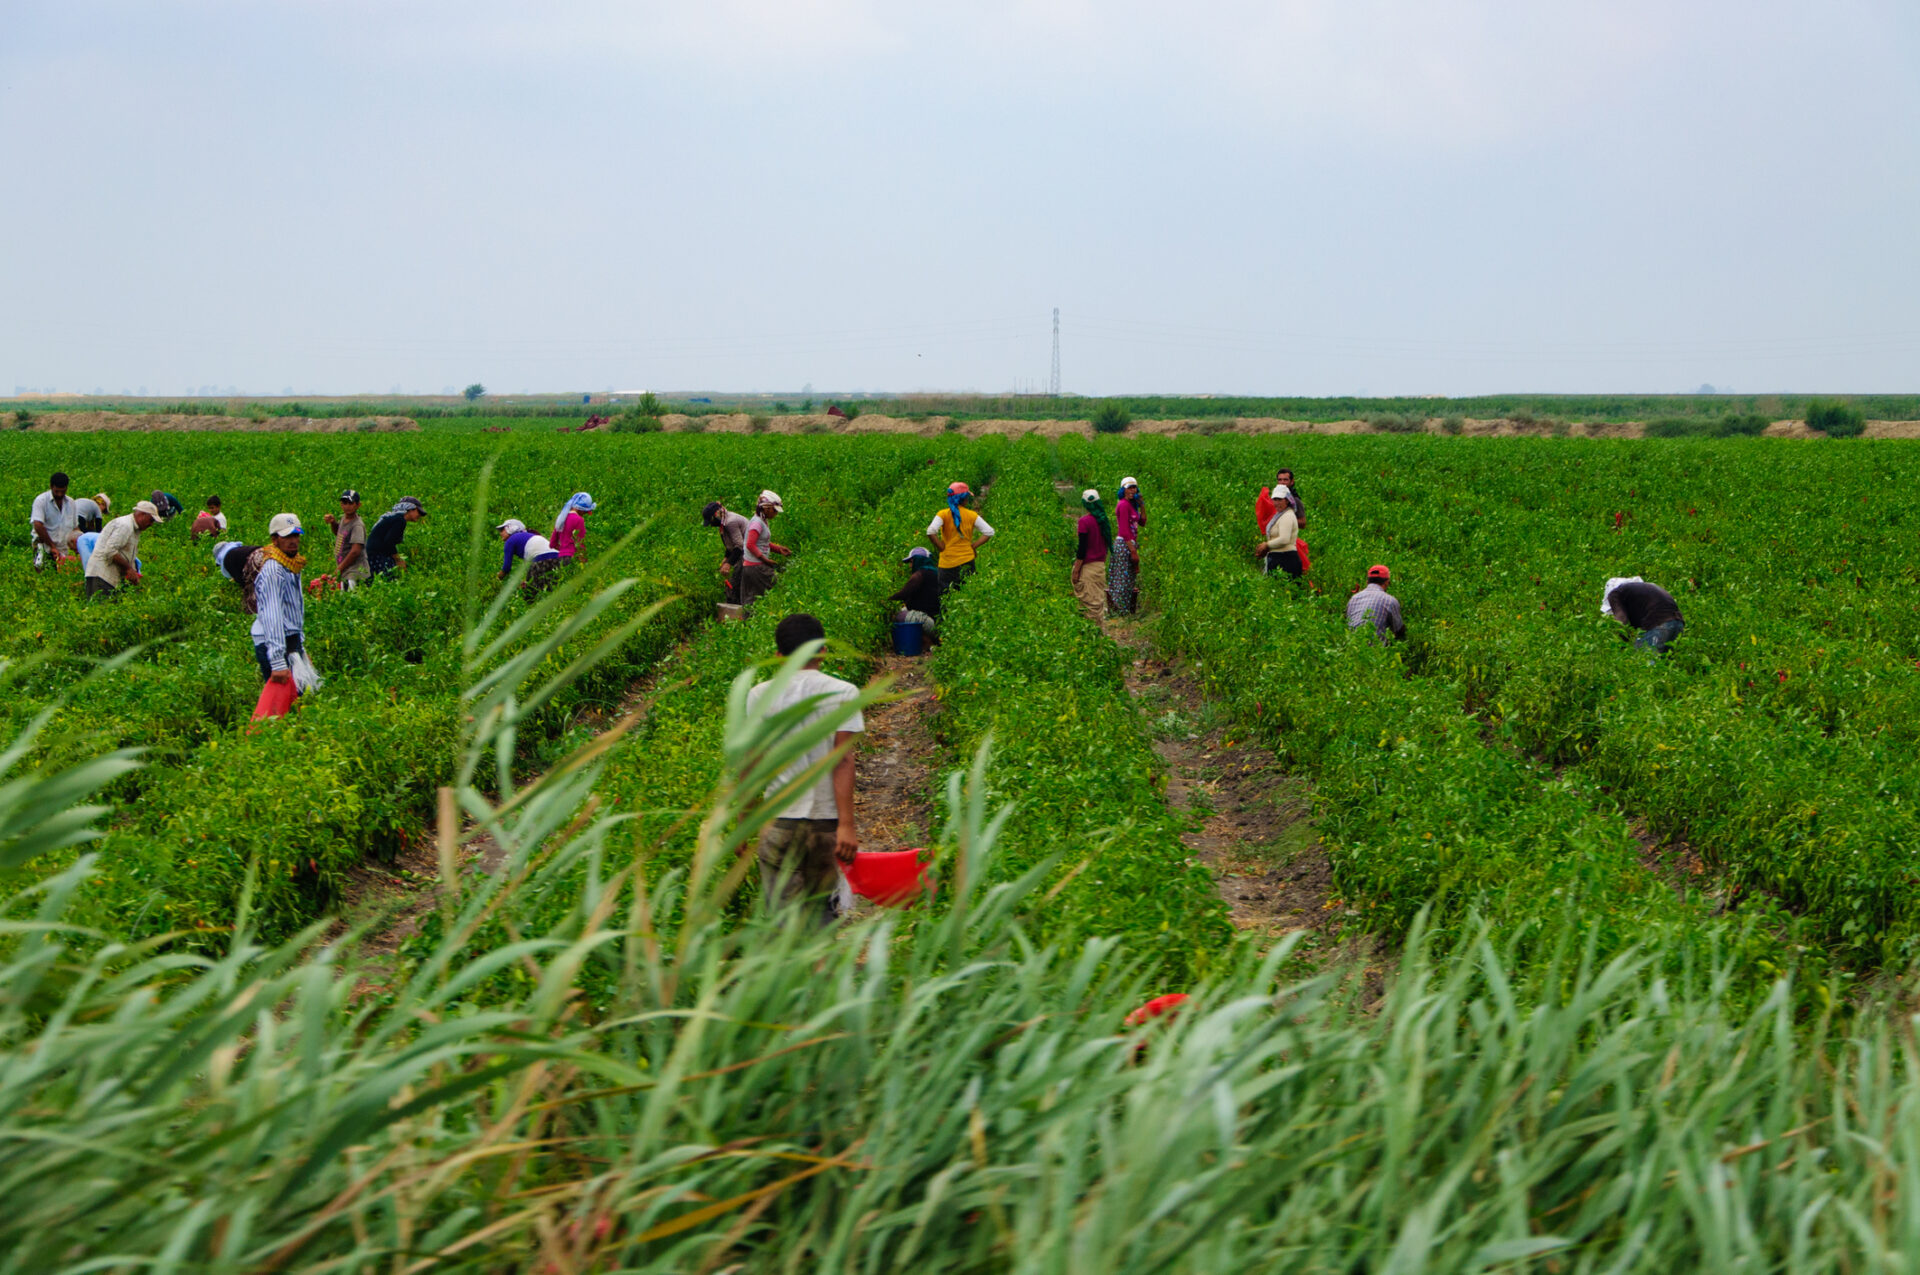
[
  {"x1": 1367, "y1": 564, "x2": 1391, "y2": 581},
  {"x1": 948, "y1": 481, "x2": 971, "y2": 495}
]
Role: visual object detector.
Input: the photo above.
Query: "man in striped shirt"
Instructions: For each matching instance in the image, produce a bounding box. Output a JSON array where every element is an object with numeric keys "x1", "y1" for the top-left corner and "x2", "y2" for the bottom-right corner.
[{"x1": 251, "y1": 513, "x2": 308, "y2": 688}]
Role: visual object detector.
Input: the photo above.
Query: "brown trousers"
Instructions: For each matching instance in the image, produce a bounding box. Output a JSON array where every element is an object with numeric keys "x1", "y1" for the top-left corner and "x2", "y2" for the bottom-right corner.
[
  {"x1": 757, "y1": 818, "x2": 842, "y2": 925},
  {"x1": 1073, "y1": 560, "x2": 1107, "y2": 621},
  {"x1": 739, "y1": 561, "x2": 778, "y2": 608}
]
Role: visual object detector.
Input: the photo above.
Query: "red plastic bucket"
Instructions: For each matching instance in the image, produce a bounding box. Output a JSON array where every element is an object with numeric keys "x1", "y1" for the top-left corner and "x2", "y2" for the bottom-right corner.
[
  {"x1": 250, "y1": 678, "x2": 296, "y2": 727},
  {"x1": 841, "y1": 849, "x2": 935, "y2": 907}
]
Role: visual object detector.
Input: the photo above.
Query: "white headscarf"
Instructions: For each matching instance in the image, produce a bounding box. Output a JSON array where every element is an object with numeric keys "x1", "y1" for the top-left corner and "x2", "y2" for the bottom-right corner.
[{"x1": 1601, "y1": 576, "x2": 1644, "y2": 615}]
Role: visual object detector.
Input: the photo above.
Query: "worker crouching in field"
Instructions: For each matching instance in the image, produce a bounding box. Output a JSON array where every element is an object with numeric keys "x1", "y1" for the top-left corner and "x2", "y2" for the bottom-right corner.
[
  {"x1": 366, "y1": 497, "x2": 426, "y2": 577},
  {"x1": 928, "y1": 481, "x2": 992, "y2": 593},
  {"x1": 1602, "y1": 576, "x2": 1684, "y2": 659},
  {"x1": 1255, "y1": 484, "x2": 1302, "y2": 578},
  {"x1": 891, "y1": 547, "x2": 941, "y2": 643},
  {"x1": 496, "y1": 518, "x2": 563, "y2": 592},
  {"x1": 704, "y1": 500, "x2": 751, "y2": 603},
  {"x1": 1346, "y1": 565, "x2": 1407, "y2": 645},
  {"x1": 1073, "y1": 489, "x2": 1113, "y2": 621},
  {"x1": 745, "y1": 614, "x2": 865, "y2": 926},
  {"x1": 83, "y1": 500, "x2": 159, "y2": 599},
  {"x1": 252, "y1": 514, "x2": 308, "y2": 689},
  {"x1": 739, "y1": 490, "x2": 790, "y2": 609},
  {"x1": 72, "y1": 491, "x2": 109, "y2": 535}
]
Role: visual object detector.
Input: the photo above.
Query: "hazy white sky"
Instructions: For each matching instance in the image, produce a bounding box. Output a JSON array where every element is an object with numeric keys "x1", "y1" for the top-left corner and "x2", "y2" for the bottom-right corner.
[{"x1": 3, "y1": 0, "x2": 1916, "y2": 397}]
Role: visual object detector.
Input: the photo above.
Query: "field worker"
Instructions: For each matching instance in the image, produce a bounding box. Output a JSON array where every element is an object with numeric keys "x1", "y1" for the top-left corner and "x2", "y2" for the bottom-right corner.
[
  {"x1": 366, "y1": 496, "x2": 426, "y2": 577},
  {"x1": 1109, "y1": 476, "x2": 1144, "y2": 616},
  {"x1": 1346, "y1": 565, "x2": 1407, "y2": 645},
  {"x1": 322, "y1": 490, "x2": 370, "y2": 589},
  {"x1": 496, "y1": 518, "x2": 563, "y2": 591},
  {"x1": 551, "y1": 492, "x2": 596, "y2": 560},
  {"x1": 149, "y1": 491, "x2": 184, "y2": 523},
  {"x1": 926, "y1": 481, "x2": 993, "y2": 593},
  {"x1": 1602, "y1": 576, "x2": 1685, "y2": 658},
  {"x1": 73, "y1": 529, "x2": 138, "y2": 577},
  {"x1": 189, "y1": 496, "x2": 227, "y2": 542},
  {"x1": 1255, "y1": 484, "x2": 1302, "y2": 578},
  {"x1": 739, "y1": 490, "x2": 790, "y2": 608},
  {"x1": 30, "y1": 471, "x2": 78, "y2": 570},
  {"x1": 252, "y1": 514, "x2": 307, "y2": 688},
  {"x1": 1072, "y1": 489, "x2": 1113, "y2": 621},
  {"x1": 71, "y1": 491, "x2": 109, "y2": 534},
  {"x1": 211, "y1": 540, "x2": 259, "y2": 587},
  {"x1": 703, "y1": 500, "x2": 751, "y2": 602},
  {"x1": 890, "y1": 546, "x2": 942, "y2": 642},
  {"x1": 744, "y1": 613, "x2": 865, "y2": 924},
  {"x1": 84, "y1": 500, "x2": 158, "y2": 599}
]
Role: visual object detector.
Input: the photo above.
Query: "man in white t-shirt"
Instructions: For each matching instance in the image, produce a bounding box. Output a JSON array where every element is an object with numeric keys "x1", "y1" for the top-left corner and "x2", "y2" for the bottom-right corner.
[
  {"x1": 744, "y1": 613, "x2": 864, "y2": 923},
  {"x1": 30, "y1": 471, "x2": 79, "y2": 570}
]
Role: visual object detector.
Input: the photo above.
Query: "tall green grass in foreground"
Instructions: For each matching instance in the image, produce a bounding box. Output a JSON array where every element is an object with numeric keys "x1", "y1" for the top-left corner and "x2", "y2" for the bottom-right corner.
[{"x1": 14, "y1": 528, "x2": 1920, "y2": 1270}]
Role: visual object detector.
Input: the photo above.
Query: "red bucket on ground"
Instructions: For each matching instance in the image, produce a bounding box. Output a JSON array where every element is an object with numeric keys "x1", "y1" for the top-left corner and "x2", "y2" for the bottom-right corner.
[
  {"x1": 841, "y1": 849, "x2": 935, "y2": 907},
  {"x1": 1124, "y1": 993, "x2": 1190, "y2": 1028}
]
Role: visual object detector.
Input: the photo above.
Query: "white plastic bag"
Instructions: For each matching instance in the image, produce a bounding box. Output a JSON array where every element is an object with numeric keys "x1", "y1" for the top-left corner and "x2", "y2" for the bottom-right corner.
[{"x1": 289, "y1": 650, "x2": 323, "y2": 694}]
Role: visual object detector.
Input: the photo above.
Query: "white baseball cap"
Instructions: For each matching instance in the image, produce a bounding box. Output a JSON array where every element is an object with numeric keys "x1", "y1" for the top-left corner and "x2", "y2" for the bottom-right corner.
[
  {"x1": 757, "y1": 489, "x2": 783, "y2": 510},
  {"x1": 496, "y1": 518, "x2": 526, "y2": 535},
  {"x1": 1120, "y1": 477, "x2": 1138, "y2": 489},
  {"x1": 132, "y1": 500, "x2": 160, "y2": 519},
  {"x1": 1080, "y1": 488, "x2": 1099, "y2": 502},
  {"x1": 268, "y1": 513, "x2": 304, "y2": 537}
]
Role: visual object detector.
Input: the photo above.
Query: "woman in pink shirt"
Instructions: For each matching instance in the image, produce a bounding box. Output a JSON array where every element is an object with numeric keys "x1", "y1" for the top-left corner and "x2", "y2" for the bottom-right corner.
[
  {"x1": 552, "y1": 492, "x2": 596, "y2": 558},
  {"x1": 1109, "y1": 477, "x2": 1144, "y2": 615}
]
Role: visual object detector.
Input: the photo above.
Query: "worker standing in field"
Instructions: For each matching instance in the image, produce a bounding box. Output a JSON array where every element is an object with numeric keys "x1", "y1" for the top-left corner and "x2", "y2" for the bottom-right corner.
[
  {"x1": 365, "y1": 496, "x2": 426, "y2": 577},
  {"x1": 71, "y1": 491, "x2": 109, "y2": 534},
  {"x1": 1255, "y1": 485, "x2": 1302, "y2": 578},
  {"x1": 1072, "y1": 489, "x2": 1113, "y2": 621},
  {"x1": 738, "y1": 490, "x2": 790, "y2": 609},
  {"x1": 927, "y1": 481, "x2": 993, "y2": 593},
  {"x1": 1255, "y1": 467, "x2": 1304, "y2": 532},
  {"x1": 84, "y1": 500, "x2": 159, "y2": 599},
  {"x1": 30, "y1": 472, "x2": 78, "y2": 570},
  {"x1": 1108, "y1": 476, "x2": 1144, "y2": 616},
  {"x1": 744, "y1": 613, "x2": 865, "y2": 925},
  {"x1": 551, "y1": 492, "x2": 596, "y2": 561},
  {"x1": 1602, "y1": 576, "x2": 1685, "y2": 657},
  {"x1": 704, "y1": 500, "x2": 751, "y2": 603},
  {"x1": 1346, "y1": 565, "x2": 1406, "y2": 645},
  {"x1": 890, "y1": 546, "x2": 942, "y2": 643},
  {"x1": 322, "y1": 490, "x2": 370, "y2": 590},
  {"x1": 496, "y1": 518, "x2": 563, "y2": 592},
  {"x1": 252, "y1": 514, "x2": 308, "y2": 689}
]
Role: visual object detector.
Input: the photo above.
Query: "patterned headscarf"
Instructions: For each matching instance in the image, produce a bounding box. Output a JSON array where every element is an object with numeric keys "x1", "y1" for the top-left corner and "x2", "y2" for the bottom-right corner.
[
  {"x1": 554, "y1": 492, "x2": 596, "y2": 532},
  {"x1": 946, "y1": 482, "x2": 972, "y2": 527},
  {"x1": 388, "y1": 496, "x2": 424, "y2": 517}
]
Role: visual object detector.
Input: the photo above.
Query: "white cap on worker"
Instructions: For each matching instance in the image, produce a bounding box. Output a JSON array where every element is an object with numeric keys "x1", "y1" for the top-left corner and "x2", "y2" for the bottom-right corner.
[
  {"x1": 1121, "y1": 476, "x2": 1138, "y2": 489},
  {"x1": 1272, "y1": 484, "x2": 1291, "y2": 501},
  {"x1": 758, "y1": 489, "x2": 783, "y2": 510},
  {"x1": 133, "y1": 500, "x2": 160, "y2": 519},
  {"x1": 496, "y1": 518, "x2": 526, "y2": 535},
  {"x1": 268, "y1": 513, "x2": 304, "y2": 537},
  {"x1": 1081, "y1": 488, "x2": 1099, "y2": 502}
]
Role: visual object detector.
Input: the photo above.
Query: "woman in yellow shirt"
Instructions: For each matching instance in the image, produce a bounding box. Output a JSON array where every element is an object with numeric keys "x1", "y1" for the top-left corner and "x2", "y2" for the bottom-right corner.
[{"x1": 925, "y1": 481, "x2": 994, "y2": 593}]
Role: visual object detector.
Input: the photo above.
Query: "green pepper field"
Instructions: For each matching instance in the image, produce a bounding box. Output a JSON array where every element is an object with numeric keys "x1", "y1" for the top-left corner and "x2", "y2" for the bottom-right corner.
[{"x1": 10, "y1": 428, "x2": 1920, "y2": 1270}]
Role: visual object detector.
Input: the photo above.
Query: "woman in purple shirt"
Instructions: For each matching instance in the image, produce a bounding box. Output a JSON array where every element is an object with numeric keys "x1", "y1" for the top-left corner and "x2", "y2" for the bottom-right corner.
[{"x1": 1108, "y1": 476, "x2": 1144, "y2": 615}]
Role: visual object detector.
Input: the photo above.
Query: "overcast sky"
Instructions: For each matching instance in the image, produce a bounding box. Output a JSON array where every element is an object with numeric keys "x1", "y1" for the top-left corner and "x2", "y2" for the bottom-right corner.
[{"x1": 3, "y1": 0, "x2": 1916, "y2": 398}]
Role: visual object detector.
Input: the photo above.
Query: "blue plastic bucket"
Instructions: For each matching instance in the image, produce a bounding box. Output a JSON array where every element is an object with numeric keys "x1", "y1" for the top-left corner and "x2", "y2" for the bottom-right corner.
[{"x1": 891, "y1": 621, "x2": 925, "y2": 656}]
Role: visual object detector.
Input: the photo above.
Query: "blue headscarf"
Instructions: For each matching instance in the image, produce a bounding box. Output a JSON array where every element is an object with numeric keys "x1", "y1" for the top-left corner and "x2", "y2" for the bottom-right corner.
[
  {"x1": 555, "y1": 492, "x2": 596, "y2": 532},
  {"x1": 945, "y1": 484, "x2": 971, "y2": 527}
]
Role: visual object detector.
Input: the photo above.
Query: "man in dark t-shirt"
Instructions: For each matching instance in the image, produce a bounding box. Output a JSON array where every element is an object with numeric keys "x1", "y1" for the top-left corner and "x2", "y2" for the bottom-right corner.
[{"x1": 1603, "y1": 578, "x2": 1684, "y2": 656}]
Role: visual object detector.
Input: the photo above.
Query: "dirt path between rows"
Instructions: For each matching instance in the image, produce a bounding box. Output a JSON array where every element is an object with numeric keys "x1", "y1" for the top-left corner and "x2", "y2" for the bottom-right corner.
[
  {"x1": 1046, "y1": 479, "x2": 1339, "y2": 941},
  {"x1": 851, "y1": 655, "x2": 938, "y2": 855}
]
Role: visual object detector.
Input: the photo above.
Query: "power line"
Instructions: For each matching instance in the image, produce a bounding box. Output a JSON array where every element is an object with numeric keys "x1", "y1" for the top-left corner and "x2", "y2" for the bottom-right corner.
[{"x1": 1050, "y1": 308, "x2": 1061, "y2": 397}]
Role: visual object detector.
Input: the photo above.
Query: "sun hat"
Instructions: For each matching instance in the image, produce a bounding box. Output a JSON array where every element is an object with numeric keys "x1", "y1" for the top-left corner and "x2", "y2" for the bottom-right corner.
[
  {"x1": 757, "y1": 489, "x2": 783, "y2": 510},
  {"x1": 903, "y1": 546, "x2": 932, "y2": 563},
  {"x1": 132, "y1": 500, "x2": 160, "y2": 519},
  {"x1": 268, "y1": 513, "x2": 304, "y2": 538},
  {"x1": 496, "y1": 518, "x2": 526, "y2": 535},
  {"x1": 338, "y1": 489, "x2": 362, "y2": 504},
  {"x1": 1367, "y1": 564, "x2": 1391, "y2": 582}
]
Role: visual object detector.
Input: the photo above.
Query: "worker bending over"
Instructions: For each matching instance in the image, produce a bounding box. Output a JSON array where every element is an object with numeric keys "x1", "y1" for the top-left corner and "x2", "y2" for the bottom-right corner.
[
  {"x1": 891, "y1": 546, "x2": 942, "y2": 642},
  {"x1": 1602, "y1": 576, "x2": 1684, "y2": 657},
  {"x1": 1346, "y1": 565, "x2": 1406, "y2": 644}
]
